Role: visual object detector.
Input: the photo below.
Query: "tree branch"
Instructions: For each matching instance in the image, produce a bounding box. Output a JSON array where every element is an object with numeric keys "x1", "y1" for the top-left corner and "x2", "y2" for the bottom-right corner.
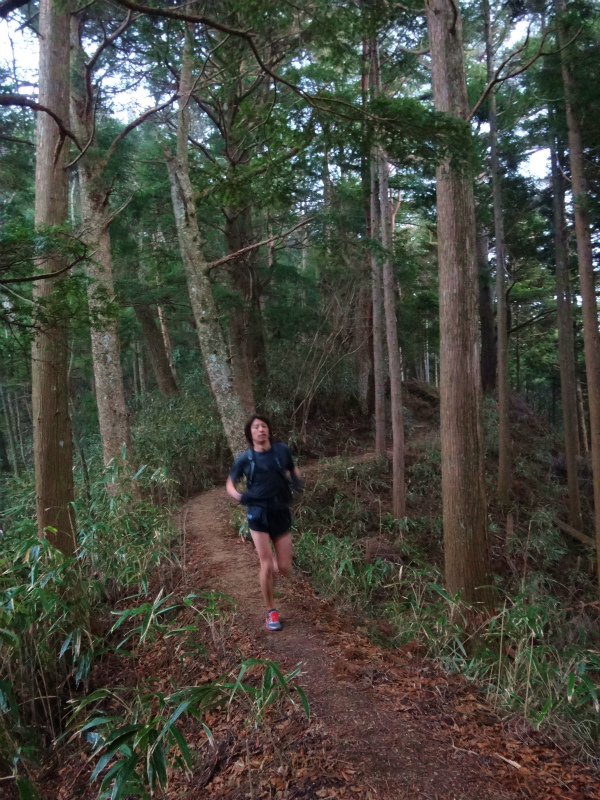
[
  {"x1": 469, "y1": 26, "x2": 583, "y2": 122},
  {"x1": 508, "y1": 308, "x2": 556, "y2": 335},
  {"x1": 0, "y1": 94, "x2": 81, "y2": 149},
  {"x1": 0, "y1": 133, "x2": 34, "y2": 146},
  {"x1": 207, "y1": 217, "x2": 313, "y2": 271},
  {"x1": 103, "y1": 93, "x2": 178, "y2": 165},
  {"x1": 87, "y1": 11, "x2": 134, "y2": 76},
  {"x1": 111, "y1": 0, "x2": 315, "y2": 105},
  {"x1": 0, "y1": 250, "x2": 92, "y2": 285},
  {"x1": 0, "y1": 0, "x2": 30, "y2": 18}
]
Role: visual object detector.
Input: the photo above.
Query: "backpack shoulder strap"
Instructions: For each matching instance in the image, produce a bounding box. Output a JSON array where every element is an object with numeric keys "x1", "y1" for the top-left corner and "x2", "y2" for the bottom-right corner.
[
  {"x1": 245, "y1": 448, "x2": 255, "y2": 486},
  {"x1": 272, "y1": 442, "x2": 289, "y2": 475}
]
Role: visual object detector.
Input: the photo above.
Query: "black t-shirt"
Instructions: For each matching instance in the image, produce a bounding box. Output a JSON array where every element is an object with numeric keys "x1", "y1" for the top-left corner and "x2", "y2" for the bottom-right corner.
[{"x1": 229, "y1": 442, "x2": 295, "y2": 509}]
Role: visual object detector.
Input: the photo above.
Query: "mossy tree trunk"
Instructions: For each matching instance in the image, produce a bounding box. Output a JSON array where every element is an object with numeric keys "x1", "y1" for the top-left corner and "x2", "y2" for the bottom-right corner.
[{"x1": 167, "y1": 29, "x2": 247, "y2": 457}]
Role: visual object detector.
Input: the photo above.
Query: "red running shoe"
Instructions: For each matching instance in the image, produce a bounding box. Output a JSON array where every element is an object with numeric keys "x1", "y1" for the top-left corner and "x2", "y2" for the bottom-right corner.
[{"x1": 265, "y1": 609, "x2": 282, "y2": 631}]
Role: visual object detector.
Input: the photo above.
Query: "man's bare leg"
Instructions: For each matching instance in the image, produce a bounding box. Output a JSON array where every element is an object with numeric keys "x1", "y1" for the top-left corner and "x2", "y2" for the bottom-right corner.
[
  {"x1": 273, "y1": 532, "x2": 292, "y2": 577},
  {"x1": 250, "y1": 530, "x2": 276, "y2": 610}
]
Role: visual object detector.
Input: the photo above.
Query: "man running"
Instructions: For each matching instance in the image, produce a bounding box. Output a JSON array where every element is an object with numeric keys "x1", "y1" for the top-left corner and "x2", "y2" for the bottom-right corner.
[{"x1": 226, "y1": 415, "x2": 302, "y2": 631}]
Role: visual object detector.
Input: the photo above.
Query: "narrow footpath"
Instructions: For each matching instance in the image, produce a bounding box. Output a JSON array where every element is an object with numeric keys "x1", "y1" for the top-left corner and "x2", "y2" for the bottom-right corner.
[{"x1": 182, "y1": 487, "x2": 600, "y2": 800}]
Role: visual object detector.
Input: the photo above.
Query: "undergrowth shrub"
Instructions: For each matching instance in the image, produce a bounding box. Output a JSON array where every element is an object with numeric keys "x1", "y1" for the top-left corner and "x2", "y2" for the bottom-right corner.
[
  {"x1": 68, "y1": 652, "x2": 308, "y2": 800},
  {"x1": 1, "y1": 450, "x2": 307, "y2": 798},
  {"x1": 132, "y1": 375, "x2": 226, "y2": 499},
  {"x1": 0, "y1": 468, "x2": 177, "y2": 794},
  {"x1": 293, "y1": 455, "x2": 600, "y2": 756}
]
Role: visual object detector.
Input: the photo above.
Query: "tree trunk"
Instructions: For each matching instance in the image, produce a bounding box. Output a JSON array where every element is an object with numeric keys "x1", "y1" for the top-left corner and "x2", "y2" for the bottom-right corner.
[
  {"x1": 559, "y1": 13, "x2": 600, "y2": 585},
  {"x1": 370, "y1": 158, "x2": 387, "y2": 458},
  {"x1": 0, "y1": 429, "x2": 10, "y2": 472},
  {"x1": 135, "y1": 304, "x2": 179, "y2": 397},
  {"x1": 369, "y1": 38, "x2": 386, "y2": 458},
  {"x1": 484, "y1": 0, "x2": 511, "y2": 504},
  {"x1": 31, "y1": 0, "x2": 75, "y2": 554},
  {"x1": 223, "y1": 207, "x2": 258, "y2": 414},
  {"x1": 358, "y1": 36, "x2": 375, "y2": 419},
  {"x1": 551, "y1": 140, "x2": 582, "y2": 530},
  {"x1": 71, "y1": 17, "x2": 134, "y2": 476},
  {"x1": 0, "y1": 382, "x2": 18, "y2": 475},
  {"x1": 378, "y1": 148, "x2": 406, "y2": 519},
  {"x1": 138, "y1": 341, "x2": 147, "y2": 398},
  {"x1": 577, "y1": 378, "x2": 589, "y2": 455},
  {"x1": 12, "y1": 392, "x2": 26, "y2": 464},
  {"x1": 167, "y1": 30, "x2": 247, "y2": 456},
  {"x1": 157, "y1": 304, "x2": 177, "y2": 381},
  {"x1": 79, "y1": 190, "x2": 133, "y2": 468},
  {"x1": 355, "y1": 281, "x2": 374, "y2": 416},
  {"x1": 132, "y1": 345, "x2": 140, "y2": 397},
  {"x1": 424, "y1": 320, "x2": 430, "y2": 384},
  {"x1": 426, "y1": 0, "x2": 494, "y2": 609},
  {"x1": 477, "y1": 232, "x2": 497, "y2": 394}
]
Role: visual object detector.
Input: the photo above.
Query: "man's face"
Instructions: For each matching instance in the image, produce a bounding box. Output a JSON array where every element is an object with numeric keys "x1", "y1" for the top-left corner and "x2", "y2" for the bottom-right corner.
[{"x1": 250, "y1": 419, "x2": 270, "y2": 446}]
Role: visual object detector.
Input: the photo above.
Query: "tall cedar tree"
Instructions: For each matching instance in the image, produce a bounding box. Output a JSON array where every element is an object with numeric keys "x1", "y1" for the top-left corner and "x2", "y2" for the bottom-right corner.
[
  {"x1": 426, "y1": 0, "x2": 494, "y2": 608},
  {"x1": 558, "y1": 2, "x2": 600, "y2": 587},
  {"x1": 484, "y1": 0, "x2": 511, "y2": 504},
  {"x1": 31, "y1": 0, "x2": 76, "y2": 553}
]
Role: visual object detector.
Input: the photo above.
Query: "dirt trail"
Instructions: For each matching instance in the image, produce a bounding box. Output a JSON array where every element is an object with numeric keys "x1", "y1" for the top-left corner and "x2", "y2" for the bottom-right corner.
[{"x1": 183, "y1": 487, "x2": 509, "y2": 799}]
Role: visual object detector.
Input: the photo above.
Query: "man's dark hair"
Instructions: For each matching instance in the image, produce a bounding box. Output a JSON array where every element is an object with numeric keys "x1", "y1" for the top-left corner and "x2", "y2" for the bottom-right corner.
[{"x1": 244, "y1": 415, "x2": 273, "y2": 444}]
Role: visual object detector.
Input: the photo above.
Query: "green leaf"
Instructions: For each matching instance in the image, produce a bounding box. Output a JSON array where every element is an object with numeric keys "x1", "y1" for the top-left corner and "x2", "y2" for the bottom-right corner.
[
  {"x1": 109, "y1": 754, "x2": 142, "y2": 800},
  {"x1": 294, "y1": 683, "x2": 310, "y2": 718},
  {"x1": 79, "y1": 716, "x2": 121, "y2": 734},
  {"x1": 16, "y1": 776, "x2": 41, "y2": 800},
  {"x1": 567, "y1": 672, "x2": 576, "y2": 703},
  {"x1": 169, "y1": 724, "x2": 192, "y2": 768},
  {"x1": 59, "y1": 631, "x2": 73, "y2": 658},
  {"x1": 149, "y1": 741, "x2": 168, "y2": 788},
  {"x1": 429, "y1": 582, "x2": 453, "y2": 602},
  {"x1": 0, "y1": 628, "x2": 19, "y2": 647}
]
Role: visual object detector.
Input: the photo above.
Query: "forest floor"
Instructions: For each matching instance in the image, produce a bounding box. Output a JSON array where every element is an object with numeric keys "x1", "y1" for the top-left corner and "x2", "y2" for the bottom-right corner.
[
  {"x1": 33, "y1": 390, "x2": 600, "y2": 800},
  {"x1": 174, "y1": 473, "x2": 600, "y2": 800}
]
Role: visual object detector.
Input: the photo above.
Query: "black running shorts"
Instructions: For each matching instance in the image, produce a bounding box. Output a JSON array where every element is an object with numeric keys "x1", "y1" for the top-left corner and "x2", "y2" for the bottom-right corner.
[{"x1": 246, "y1": 505, "x2": 291, "y2": 540}]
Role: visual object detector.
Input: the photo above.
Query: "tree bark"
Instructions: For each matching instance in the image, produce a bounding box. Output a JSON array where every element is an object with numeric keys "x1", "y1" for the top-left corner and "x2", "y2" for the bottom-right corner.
[
  {"x1": 12, "y1": 392, "x2": 26, "y2": 464},
  {"x1": 138, "y1": 340, "x2": 147, "y2": 398},
  {"x1": 223, "y1": 206, "x2": 259, "y2": 414},
  {"x1": 426, "y1": 0, "x2": 494, "y2": 609},
  {"x1": 134, "y1": 304, "x2": 179, "y2": 397},
  {"x1": 484, "y1": 0, "x2": 511, "y2": 504},
  {"x1": 577, "y1": 378, "x2": 589, "y2": 455},
  {"x1": 369, "y1": 37, "x2": 386, "y2": 459},
  {"x1": 79, "y1": 193, "x2": 133, "y2": 468},
  {"x1": 355, "y1": 281, "x2": 374, "y2": 416},
  {"x1": 0, "y1": 381, "x2": 18, "y2": 475},
  {"x1": 168, "y1": 29, "x2": 247, "y2": 456},
  {"x1": 559, "y1": 12, "x2": 600, "y2": 585},
  {"x1": 551, "y1": 140, "x2": 582, "y2": 530},
  {"x1": 31, "y1": 0, "x2": 75, "y2": 553},
  {"x1": 71, "y1": 16, "x2": 134, "y2": 475},
  {"x1": 477, "y1": 232, "x2": 497, "y2": 394},
  {"x1": 378, "y1": 148, "x2": 406, "y2": 519},
  {"x1": 157, "y1": 304, "x2": 176, "y2": 380}
]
